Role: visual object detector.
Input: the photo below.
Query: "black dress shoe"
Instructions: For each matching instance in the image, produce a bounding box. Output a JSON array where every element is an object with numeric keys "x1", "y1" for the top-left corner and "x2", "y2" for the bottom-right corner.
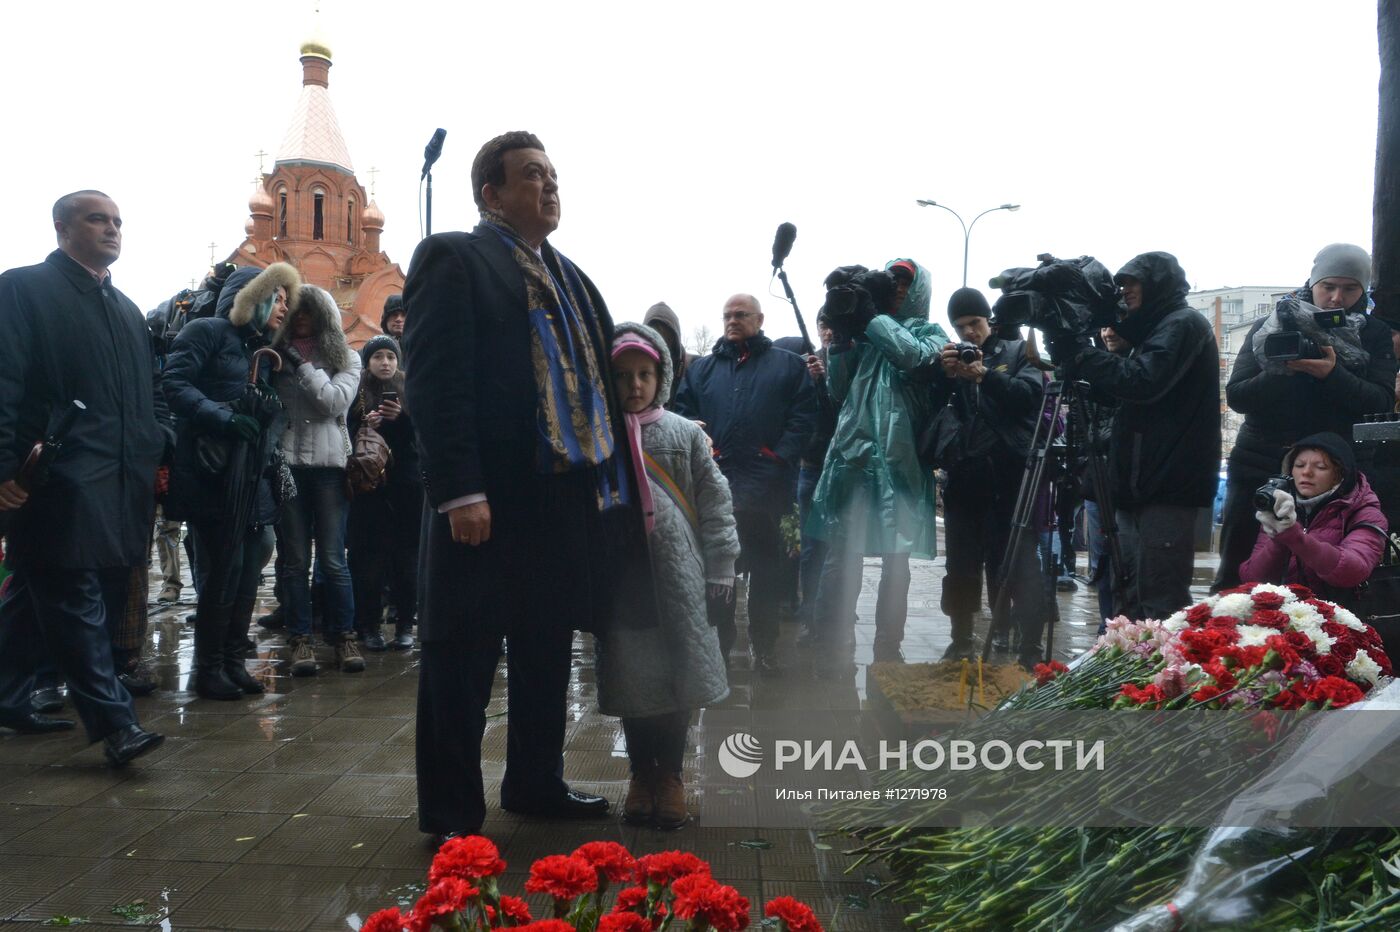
[
  {"x1": 362, "y1": 631, "x2": 387, "y2": 652},
  {"x1": 118, "y1": 668, "x2": 158, "y2": 697},
  {"x1": 428, "y1": 828, "x2": 482, "y2": 849},
  {"x1": 30, "y1": 687, "x2": 64, "y2": 713},
  {"x1": 0, "y1": 711, "x2": 76, "y2": 734},
  {"x1": 501, "y1": 789, "x2": 610, "y2": 818},
  {"x1": 103, "y1": 724, "x2": 164, "y2": 767},
  {"x1": 389, "y1": 630, "x2": 414, "y2": 651}
]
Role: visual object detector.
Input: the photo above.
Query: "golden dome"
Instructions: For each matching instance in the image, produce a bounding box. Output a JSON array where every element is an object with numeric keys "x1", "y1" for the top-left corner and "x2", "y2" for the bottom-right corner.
[
  {"x1": 362, "y1": 199, "x2": 385, "y2": 230},
  {"x1": 299, "y1": 40, "x2": 332, "y2": 61},
  {"x1": 248, "y1": 185, "x2": 274, "y2": 216}
]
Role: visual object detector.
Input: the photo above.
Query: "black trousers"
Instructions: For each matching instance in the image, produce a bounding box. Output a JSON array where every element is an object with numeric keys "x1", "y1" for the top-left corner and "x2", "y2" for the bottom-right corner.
[
  {"x1": 728, "y1": 510, "x2": 782, "y2": 656},
  {"x1": 347, "y1": 482, "x2": 422, "y2": 631},
  {"x1": 1213, "y1": 479, "x2": 1260, "y2": 592},
  {"x1": 415, "y1": 624, "x2": 573, "y2": 834},
  {"x1": 0, "y1": 566, "x2": 137, "y2": 740},
  {"x1": 622, "y1": 710, "x2": 690, "y2": 776}
]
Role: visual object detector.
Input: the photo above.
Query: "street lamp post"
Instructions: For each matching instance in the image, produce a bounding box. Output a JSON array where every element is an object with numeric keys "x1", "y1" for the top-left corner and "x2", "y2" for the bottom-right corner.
[{"x1": 916, "y1": 200, "x2": 1021, "y2": 287}]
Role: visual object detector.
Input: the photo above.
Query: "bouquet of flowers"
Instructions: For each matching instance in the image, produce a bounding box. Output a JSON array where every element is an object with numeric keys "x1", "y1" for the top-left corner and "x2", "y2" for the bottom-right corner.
[{"x1": 361, "y1": 835, "x2": 824, "y2": 932}]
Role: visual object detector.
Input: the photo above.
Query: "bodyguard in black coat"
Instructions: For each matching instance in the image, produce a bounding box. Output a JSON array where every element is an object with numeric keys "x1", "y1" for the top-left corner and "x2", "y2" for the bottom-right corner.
[
  {"x1": 0, "y1": 191, "x2": 166, "y2": 765},
  {"x1": 405, "y1": 132, "x2": 656, "y2": 840}
]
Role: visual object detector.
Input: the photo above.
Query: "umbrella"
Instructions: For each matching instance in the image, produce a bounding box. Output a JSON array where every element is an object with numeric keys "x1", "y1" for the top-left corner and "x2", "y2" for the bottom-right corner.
[{"x1": 206, "y1": 347, "x2": 283, "y2": 604}]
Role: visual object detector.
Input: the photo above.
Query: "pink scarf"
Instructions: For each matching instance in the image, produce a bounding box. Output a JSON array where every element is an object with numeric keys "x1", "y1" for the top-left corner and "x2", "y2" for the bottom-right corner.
[{"x1": 625, "y1": 406, "x2": 664, "y2": 534}]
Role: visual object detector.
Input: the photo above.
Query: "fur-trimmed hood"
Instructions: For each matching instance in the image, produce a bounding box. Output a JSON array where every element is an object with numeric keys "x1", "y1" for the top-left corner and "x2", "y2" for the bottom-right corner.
[
  {"x1": 613, "y1": 321, "x2": 674, "y2": 409},
  {"x1": 227, "y1": 262, "x2": 301, "y2": 329},
  {"x1": 271, "y1": 283, "x2": 356, "y2": 374}
]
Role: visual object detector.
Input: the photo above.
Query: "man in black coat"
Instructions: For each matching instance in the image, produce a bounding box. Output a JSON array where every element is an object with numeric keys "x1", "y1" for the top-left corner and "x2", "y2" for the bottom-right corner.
[
  {"x1": 673, "y1": 295, "x2": 817, "y2": 675},
  {"x1": 0, "y1": 190, "x2": 166, "y2": 765},
  {"x1": 1049, "y1": 252, "x2": 1222, "y2": 620},
  {"x1": 1214, "y1": 244, "x2": 1395, "y2": 591},
  {"x1": 405, "y1": 132, "x2": 655, "y2": 842}
]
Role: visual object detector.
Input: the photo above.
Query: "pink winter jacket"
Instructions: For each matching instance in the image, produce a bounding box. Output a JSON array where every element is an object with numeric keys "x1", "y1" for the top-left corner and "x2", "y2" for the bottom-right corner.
[{"x1": 1239, "y1": 471, "x2": 1388, "y2": 591}]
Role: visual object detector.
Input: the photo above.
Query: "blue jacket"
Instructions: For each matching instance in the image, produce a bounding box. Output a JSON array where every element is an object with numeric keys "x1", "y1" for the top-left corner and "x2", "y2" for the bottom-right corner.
[{"x1": 673, "y1": 333, "x2": 816, "y2": 514}]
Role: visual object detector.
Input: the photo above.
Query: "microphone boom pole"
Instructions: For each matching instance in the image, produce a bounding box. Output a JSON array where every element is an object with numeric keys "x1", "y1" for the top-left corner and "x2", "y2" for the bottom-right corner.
[
  {"x1": 770, "y1": 222, "x2": 813, "y2": 355},
  {"x1": 421, "y1": 128, "x2": 446, "y2": 237}
]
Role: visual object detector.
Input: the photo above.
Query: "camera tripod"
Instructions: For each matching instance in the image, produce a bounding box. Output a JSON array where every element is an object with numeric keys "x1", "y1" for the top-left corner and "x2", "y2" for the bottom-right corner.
[{"x1": 981, "y1": 379, "x2": 1127, "y2": 664}]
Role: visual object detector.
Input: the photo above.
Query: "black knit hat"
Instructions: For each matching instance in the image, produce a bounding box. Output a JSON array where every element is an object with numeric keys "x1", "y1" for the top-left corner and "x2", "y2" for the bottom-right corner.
[
  {"x1": 361, "y1": 334, "x2": 401, "y2": 366},
  {"x1": 947, "y1": 287, "x2": 992, "y2": 325},
  {"x1": 380, "y1": 294, "x2": 405, "y2": 332}
]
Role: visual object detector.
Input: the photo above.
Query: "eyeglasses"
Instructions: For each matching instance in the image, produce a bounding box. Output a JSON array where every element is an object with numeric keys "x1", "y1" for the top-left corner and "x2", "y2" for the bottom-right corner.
[{"x1": 723, "y1": 312, "x2": 755, "y2": 321}]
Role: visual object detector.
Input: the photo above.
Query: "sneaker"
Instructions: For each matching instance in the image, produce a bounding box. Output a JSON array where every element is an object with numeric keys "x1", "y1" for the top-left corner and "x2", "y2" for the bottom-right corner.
[
  {"x1": 336, "y1": 638, "x2": 366, "y2": 673},
  {"x1": 288, "y1": 636, "x2": 318, "y2": 677},
  {"x1": 157, "y1": 585, "x2": 181, "y2": 604}
]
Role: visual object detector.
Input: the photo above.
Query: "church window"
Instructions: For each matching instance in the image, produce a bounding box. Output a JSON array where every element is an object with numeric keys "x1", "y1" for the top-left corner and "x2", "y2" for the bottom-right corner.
[
  {"x1": 277, "y1": 188, "x2": 288, "y2": 238},
  {"x1": 347, "y1": 197, "x2": 356, "y2": 244},
  {"x1": 312, "y1": 188, "x2": 326, "y2": 240}
]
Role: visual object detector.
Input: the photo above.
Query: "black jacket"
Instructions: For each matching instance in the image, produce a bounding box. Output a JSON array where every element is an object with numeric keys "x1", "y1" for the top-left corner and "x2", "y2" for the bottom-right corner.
[
  {"x1": 1064, "y1": 252, "x2": 1221, "y2": 508},
  {"x1": 928, "y1": 335, "x2": 1044, "y2": 467},
  {"x1": 0, "y1": 250, "x2": 168, "y2": 569},
  {"x1": 672, "y1": 333, "x2": 817, "y2": 514},
  {"x1": 403, "y1": 224, "x2": 657, "y2": 644},
  {"x1": 1225, "y1": 301, "x2": 1395, "y2": 485},
  {"x1": 773, "y1": 335, "x2": 835, "y2": 466}
]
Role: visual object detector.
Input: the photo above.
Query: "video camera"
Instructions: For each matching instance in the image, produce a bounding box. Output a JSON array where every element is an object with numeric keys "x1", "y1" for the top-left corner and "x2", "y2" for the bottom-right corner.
[
  {"x1": 818, "y1": 265, "x2": 898, "y2": 342},
  {"x1": 1261, "y1": 304, "x2": 1348, "y2": 362},
  {"x1": 988, "y1": 254, "x2": 1120, "y2": 337}
]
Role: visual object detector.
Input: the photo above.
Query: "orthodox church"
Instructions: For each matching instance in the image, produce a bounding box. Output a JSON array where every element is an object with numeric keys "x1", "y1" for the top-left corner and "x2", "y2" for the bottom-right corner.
[{"x1": 230, "y1": 40, "x2": 403, "y2": 349}]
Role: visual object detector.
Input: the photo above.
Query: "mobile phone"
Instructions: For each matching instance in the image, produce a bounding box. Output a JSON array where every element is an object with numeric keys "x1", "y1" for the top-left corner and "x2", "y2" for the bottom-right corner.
[{"x1": 381, "y1": 391, "x2": 399, "y2": 404}]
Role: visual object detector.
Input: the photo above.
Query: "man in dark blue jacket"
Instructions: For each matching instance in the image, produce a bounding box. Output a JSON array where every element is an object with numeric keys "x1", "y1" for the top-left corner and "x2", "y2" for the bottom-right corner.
[
  {"x1": 0, "y1": 190, "x2": 166, "y2": 765},
  {"x1": 674, "y1": 294, "x2": 816, "y2": 674}
]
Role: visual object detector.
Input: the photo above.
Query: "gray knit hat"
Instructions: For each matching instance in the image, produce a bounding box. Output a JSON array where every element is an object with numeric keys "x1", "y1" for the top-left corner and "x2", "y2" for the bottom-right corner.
[
  {"x1": 361, "y1": 333, "x2": 401, "y2": 365},
  {"x1": 1310, "y1": 243, "x2": 1371, "y2": 289}
]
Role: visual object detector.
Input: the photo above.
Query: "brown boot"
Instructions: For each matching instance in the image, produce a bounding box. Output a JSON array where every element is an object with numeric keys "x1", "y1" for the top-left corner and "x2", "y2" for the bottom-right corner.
[
  {"x1": 622, "y1": 767, "x2": 654, "y2": 825},
  {"x1": 653, "y1": 771, "x2": 689, "y2": 831}
]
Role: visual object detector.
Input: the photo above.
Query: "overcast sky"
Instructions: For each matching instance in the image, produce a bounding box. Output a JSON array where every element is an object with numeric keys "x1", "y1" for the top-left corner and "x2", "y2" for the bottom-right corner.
[{"x1": 1, "y1": 0, "x2": 1382, "y2": 348}]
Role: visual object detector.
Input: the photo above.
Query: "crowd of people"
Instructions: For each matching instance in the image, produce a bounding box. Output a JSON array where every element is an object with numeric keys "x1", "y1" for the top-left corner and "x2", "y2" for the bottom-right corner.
[{"x1": 0, "y1": 134, "x2": 1394, "y2": 842}]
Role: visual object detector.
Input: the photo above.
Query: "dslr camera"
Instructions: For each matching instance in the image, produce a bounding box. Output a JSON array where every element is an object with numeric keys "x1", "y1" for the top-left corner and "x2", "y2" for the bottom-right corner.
[
  {"x1": 989, "y1": 254, "x2": 1121, "y2": 337},
  {"x1": 1261, "y1": 304, "x2": 1348, "y2": 362},
  {"x1": 1253, "y1": 475, "x2": 1293, "y2": 514},
  {"x1": 952, "y1": 341, "x2": 979, "y2": 364},
  {"x1": 819, "y1": 265, "x2": 898, "y2": 342}
]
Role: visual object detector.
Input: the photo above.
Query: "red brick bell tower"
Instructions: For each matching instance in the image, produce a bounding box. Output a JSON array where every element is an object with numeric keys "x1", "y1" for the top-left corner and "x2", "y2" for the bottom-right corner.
[{"x1": 229, "y1": 40, "x2": 403, "y2": 349}]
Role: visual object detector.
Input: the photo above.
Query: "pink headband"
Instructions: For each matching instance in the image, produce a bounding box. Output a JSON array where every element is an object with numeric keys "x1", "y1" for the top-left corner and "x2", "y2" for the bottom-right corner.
[{"x1": 611, "y1": 335, "x2": 661, "y2": 363}]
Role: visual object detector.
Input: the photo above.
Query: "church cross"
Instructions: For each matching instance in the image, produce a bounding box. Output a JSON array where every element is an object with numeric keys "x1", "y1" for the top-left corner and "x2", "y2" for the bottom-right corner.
[{"x1": 368, "y1": 165, "x2": 380, "y2": 198}]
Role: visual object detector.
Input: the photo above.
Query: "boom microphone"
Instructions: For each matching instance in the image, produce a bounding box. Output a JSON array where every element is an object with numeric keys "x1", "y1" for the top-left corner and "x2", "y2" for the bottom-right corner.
[
  {"x1": 421, "y1": 128, "x2": 447, "y2": 178},
  {"x1": 771, "y1": 222, "x2": 797, "y2": 270}
]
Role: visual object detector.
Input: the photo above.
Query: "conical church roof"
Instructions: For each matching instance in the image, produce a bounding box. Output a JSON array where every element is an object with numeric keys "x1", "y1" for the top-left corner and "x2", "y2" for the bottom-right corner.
[{"x1": 275, "y1": 42, "x2": 354, "y2": 174}]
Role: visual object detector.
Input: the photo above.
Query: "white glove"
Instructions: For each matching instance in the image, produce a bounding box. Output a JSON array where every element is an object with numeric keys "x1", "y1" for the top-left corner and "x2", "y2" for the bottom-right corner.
[{"x1": 1255, "y1": 489, "x2": 1297, "y2": 537}]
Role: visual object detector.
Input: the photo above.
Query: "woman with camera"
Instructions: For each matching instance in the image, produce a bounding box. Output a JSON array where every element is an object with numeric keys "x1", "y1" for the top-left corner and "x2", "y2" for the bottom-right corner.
[{"x1": 1239, "y1": 432, "x2": 1387, "y2": 596}]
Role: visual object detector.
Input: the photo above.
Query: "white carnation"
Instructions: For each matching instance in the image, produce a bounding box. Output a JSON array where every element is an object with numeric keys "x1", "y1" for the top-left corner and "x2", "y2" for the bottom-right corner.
[
  {"x1": 1163, "y1": 612, "x2": 1190, "y2": 635},
  {"x1": 1330, "y1": 606, "x2": 1367, "y2": 632},
  {"x1": 1235, "y1": 625, "x2": 1274, "y2": 648},
  {"x1": 1284, "y1": 602, "x2": 1324, "y2": 626},
  {"x1": 1213, "y1": 593, "x2": 1255, "y2": 620},
  {"x1": 1347, "y1": 651, "x2": 1383, "y2": 686}
]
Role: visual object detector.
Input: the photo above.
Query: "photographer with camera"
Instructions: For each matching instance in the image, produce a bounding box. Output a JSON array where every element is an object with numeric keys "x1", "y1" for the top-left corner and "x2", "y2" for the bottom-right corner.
[
  {"x1": 806, "y1": 259, "x2": 946, "y2": 669},
  {"x1": 1215, "y1": 244, "x2": 1395, "y2": 591},
  {"x1": 1045, "y1": 252, "x2": 1221, "y2": 620},
  {"x1": 930, "y1": 287, "x2": 1048, "y2": 664},
  {"x1": 1239, "y1": 432, "x2": 1386, "y2": 596}
]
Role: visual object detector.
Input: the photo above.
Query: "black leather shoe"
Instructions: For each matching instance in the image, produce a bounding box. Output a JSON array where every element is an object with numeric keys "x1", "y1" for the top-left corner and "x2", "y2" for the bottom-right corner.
[
  {"x1": 389, "y1": 630, "x2": 414, "y2": 651},
  {"x1": 428, "y1": 828, "x2": 482, "y2": 849},
  {"x1": 258, "y1": 607, "x2": 285, "y2": 631},
  {"x1": 30, "y1": 687, "x2": 64, "y2": 713},
  {"x1": 362, "y1": 631, "x2": 387, "y2": 652},
  {"x1": 753, "y1": 652, "x2": 785, "y2": 677},
  {"x1": 1, "y1": 711, "x2": 76, "y2": 734},
  {"x1": 501, "y1": 789, "x2": 610, "y2": 818},
  {"x1": 118, "y1": 668, "x2": 157, "y2": 697},
  {"x1": 103, "y1": 724, "x2": 164, "y2": 767}
]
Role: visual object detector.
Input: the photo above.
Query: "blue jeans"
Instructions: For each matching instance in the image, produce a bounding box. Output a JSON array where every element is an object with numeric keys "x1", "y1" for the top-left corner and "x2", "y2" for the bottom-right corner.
[
  {"x1": 1084, "y1": 500, "x2": 1115, "y2": 630},
  {"x1": 278, "y1": 467, "x2": 354, "y2": 638}
]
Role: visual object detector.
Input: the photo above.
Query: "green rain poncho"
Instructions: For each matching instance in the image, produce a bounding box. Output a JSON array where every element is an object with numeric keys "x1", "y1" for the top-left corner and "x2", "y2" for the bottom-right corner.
[{"x1": 806, "y1": 259, "x2": 948, "y2": 557}]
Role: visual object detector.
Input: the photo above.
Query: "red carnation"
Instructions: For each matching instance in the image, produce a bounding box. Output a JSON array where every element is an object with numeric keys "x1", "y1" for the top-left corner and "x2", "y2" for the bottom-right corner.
[
  {"x1": 1321, "y1": 621, "x2": 1349, "y2": 640},
  {"x1": 1191, "y1": 684, "x2": 1224, "y2": 704},
  {"x1": 1221, "y1": 645, "x2": 1268, "y2": 670},
  {"x1": 1315, "y1": 653, "x2": 1344, "y2": 677},
  {"x1": 1370, "y1": 647, "x2": 1394, "y2": 676},
  {"x1": 1271, "y1": 686, "x2": 1308, "y2": 710},
  {"x1": 499, "y1": 894, "x2": 532, "y2": 925},
  {"x1": 1205, "y1": 615, "x2": 1239, "y2": 631},
  {"x1": 1219, "y1": 584, "x2": 1255, "y2": 596},
  {"x1": 764, "y1": 896, "x2": 824, "y2": 932},
  {"x1": 572, "y1": 841, "x2": 638, "y2": 884},
  {"x1": 1283, "y1": 629, "x2": 1312, "y2": 652},
  {"x1": 431, "y1": 834, "x2": 506, "y2": 883},
  {"x1": 1250, "y1": 609, "x2": 1290, "y2": 630},
  {"x1": 1304, "y1": 676, "x2": 1365, "y2": 708},
  {"x1": 635, "y1": 851, "x2": 711, "y2": 885},
  {"x1": 612, "y1": 886, "x2": 652, "y2": 913},
  {"x1": 1203, "y1": 662, "x2": 1237, "y2": 691},
  {"x1": 1185, "y1": 603, "x2": 1212, "y2": 625},
  {"x1": 526, "y1": 854, "x2": 598, "y2": 901},
  {"x1": 409, "y1": 877, "x2": 477, "y2": 932},
  {"x1": 597, "y1": 915, "x2": 652, "y2": 932},
  {"x1": 1117, "y1": 683, "x2": 1166, "y2": 708},
  {"x1": 1286, "y1": 584, "x2": 1316, "y2": 600},
  {"x1": 1179, "y1": 628, "x2": 1237, "y2": 663},
  {"x1": 670, "y1": 876, "x2": 750, "y2": 931},
  {"x1": 513, "y1": 922, "x2": 577, "y2": 931},
  {"x1": 1033, "y1": 660, "x2": 1069, "y2": 685},
  {"x1": 362, "y1": 907, "x2": 408, "y2": 932},
  {"x1": 1251, "y1": 590, "x2": 1286, "y2": 610}
]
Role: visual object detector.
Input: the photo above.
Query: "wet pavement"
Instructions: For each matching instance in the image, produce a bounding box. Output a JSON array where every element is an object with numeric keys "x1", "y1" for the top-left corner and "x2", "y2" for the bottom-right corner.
[{"x1": 0, "y1": 532, "x2": 1219, "y2": 930}]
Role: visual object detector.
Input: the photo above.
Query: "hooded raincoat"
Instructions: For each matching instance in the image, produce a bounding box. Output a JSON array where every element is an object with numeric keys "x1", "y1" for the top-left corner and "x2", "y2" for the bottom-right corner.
[{"x1": 806, "y1": 259, "x2": 948, "y2": 556}]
